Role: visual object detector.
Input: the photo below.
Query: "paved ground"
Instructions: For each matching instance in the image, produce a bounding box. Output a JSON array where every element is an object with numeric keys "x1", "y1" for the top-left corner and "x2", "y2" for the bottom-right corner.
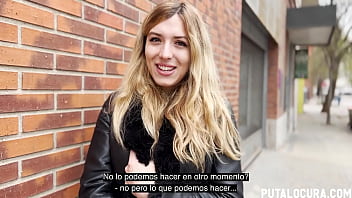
[{"x1": 244, "y1": 95, "x2": 352, "y2": 197}]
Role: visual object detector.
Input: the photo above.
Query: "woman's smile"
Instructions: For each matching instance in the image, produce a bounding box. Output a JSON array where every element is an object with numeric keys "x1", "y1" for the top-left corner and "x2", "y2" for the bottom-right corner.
[{"x1": 156, "y1": 63, "x2": 177, "y2": 76}]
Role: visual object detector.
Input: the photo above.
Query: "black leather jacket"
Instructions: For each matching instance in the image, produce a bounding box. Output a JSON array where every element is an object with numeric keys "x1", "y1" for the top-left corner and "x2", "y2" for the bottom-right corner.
[{"x1": 79, "y1": 97, "x2": 244, "y2": 198}]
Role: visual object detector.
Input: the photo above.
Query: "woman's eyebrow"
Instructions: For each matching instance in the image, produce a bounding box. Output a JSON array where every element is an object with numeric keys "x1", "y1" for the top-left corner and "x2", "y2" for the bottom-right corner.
[
  {"x1": 148, "y1": 31, "x2": 188, "y2": 39},
  {"x1": 174, "y1": 36, "x2": 188, "y2": 40},
  {"x1": 148, "y1": 32, "x2": 161, "y2": 36}
]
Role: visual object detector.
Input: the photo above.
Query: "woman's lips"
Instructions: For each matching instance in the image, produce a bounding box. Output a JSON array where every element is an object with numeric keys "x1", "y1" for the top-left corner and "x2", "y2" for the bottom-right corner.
[{"x1": 156, "y1": 63, "x2": 176, "y2": 76}]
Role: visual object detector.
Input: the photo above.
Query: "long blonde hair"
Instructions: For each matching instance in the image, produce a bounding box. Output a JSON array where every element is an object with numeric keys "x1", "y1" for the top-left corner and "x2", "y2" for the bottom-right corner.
[{"x1": 112, "y1": 1, "x2": 241, "y2": 171}]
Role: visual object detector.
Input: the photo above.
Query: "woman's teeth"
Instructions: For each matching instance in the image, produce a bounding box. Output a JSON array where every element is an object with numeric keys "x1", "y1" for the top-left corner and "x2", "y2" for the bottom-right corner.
[{"x1": 157, "y1": 64, "x2": 174, "y2": 71}]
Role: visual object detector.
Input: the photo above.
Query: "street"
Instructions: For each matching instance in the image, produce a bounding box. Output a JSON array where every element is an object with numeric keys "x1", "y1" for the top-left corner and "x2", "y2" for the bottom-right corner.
[{"x1": 244, "y1": 95, "x2": 352, "y2": 197}]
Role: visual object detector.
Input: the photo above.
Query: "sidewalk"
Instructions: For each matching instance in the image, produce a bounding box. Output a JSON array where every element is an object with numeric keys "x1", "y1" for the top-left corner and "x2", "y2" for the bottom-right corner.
[{"x1": 244, "y1": 96, "x2": 352, "y2": 197}]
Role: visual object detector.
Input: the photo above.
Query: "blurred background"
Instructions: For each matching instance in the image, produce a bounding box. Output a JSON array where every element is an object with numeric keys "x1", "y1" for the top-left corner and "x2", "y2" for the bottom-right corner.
[{"x1": 244, "y1": 0, "x2": 352, "y2": 197}]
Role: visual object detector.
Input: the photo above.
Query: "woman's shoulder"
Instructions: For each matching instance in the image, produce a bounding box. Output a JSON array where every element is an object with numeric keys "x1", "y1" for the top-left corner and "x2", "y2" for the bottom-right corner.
[{"x1": 102, "y1": 91, "x2": 119, "y2": 115}]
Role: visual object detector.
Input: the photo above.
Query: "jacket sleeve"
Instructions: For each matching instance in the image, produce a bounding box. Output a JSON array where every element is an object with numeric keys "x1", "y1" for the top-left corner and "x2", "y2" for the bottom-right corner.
[
  {"x1": 206, "y1": 155, "x2": 244, "y2": 198},
  {"x1": 79, "y1": 98, "x2": 115, "y2": 197}
]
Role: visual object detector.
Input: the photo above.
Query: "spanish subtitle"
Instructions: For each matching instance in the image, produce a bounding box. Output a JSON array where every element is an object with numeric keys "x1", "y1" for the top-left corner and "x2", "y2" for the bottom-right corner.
[
  {"x1": 117, "y1": 184, "x2": 237, "y2": 193},
  {"x1": 103, "y1": 173, "x2": 249, "y2": 193},
  {"x1": 103, "y1": 173, "x2": 249, "y2": 181}
]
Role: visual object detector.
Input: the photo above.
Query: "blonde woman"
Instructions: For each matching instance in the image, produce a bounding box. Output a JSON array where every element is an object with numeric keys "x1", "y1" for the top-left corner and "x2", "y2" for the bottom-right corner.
[{"x1": 80, "y1": 1, "x2": 243, "y2": 198}]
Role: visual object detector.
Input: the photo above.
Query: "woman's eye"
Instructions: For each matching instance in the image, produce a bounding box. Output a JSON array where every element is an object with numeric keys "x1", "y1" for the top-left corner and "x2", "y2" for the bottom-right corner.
[
  {"x1": 149, "y1": 37, "x2": 161, "y2": 42},
  {"x1": 175, "y1": 41, "x2": 188, "y2": 47}
]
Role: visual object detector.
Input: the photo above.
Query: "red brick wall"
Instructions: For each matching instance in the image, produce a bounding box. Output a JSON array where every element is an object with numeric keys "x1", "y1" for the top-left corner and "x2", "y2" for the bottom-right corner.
[
  {"x1": 267, "y1": 40, "x2": 279, "y2": 119},
  {"x1": 0, "y1": 0, "x2": 242, "y2": 197},
  {"x1": 266, "y1": 0, "x2": 289, "y2": 119},
  {"x1": 203, "y1": 0, "x2": 242, "y2": 115}
]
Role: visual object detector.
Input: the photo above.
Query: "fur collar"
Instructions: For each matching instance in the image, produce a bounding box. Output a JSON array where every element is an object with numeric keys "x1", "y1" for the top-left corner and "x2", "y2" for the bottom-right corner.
[{"x1": 122, "y1": 102, "x2": 180, "y2": 174}]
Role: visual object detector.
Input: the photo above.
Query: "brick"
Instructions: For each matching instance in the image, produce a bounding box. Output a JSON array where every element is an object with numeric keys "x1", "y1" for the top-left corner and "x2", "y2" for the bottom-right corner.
[
  {"x1": 0, "y1": 94, "x2": 53, "y2": 113},
  {"x1": 22, "y1": 73, "x2": 81, "y2": 90},
  {"x1": 0, "y1": 117, "x2": 18, "y2": 137},
  {"x1": 0, "y1": 71, "x2": 17, "y2": 89},
  {"x1": 150, "y1": 0, "x2": 164, "y2": 4},
  {"x1": 124, "y1": 49, "x2": 132, "y2": 62},
  {"x1": 125, "y1": 21, "x2": 139, "y2": 35},
  {"x1": 83, "y1": 144, "x2": 90, "y2": 160},
  {"x1": 84, "y1": 41, "x2": 123, "y2": 60},
  {"x1": 85, "y1": 0, "x2": 104, "y2": 7},
  {"x1": 56, "y1": 54, "x2": 104, "y2": 74},
  {"x1": 42, "y1": 183, "x2": 79, "y2": 198},
  {"x1": 84, "y1": 6, "x2": 123, "y2": 30},
  {"x1": 22, "y1": 28, "x2": 81, "y2": 54},
  {"x1": 107, "y1": 30, "x2": 135, "y2": 48},
  {"x1": 22, "y1": 111, "x2": 81, "y2": 132},
  {"x1": 267, "y1": 41, "x2": 279, "y2": 119},
  {"x1": 0, "y1": 162, "x2": 18, "y2": 184},
  {"x1": 56, "y1": 164, "x2": 84, "y2": 186},
  {"x1": 107, "y1": 0, "x2": 139, "y2": 22},
  {"x1": 57, "y1": 94, "x2": 105, "y2": 109},
  {"x1": 126, "y1": 0, "x2": 153, "y2": 12},
  {"x1": 0, "y1": 174, "x2": 53, "y2": 197},
  {"x1": 84, "y1": 76, "x2": 122, "y2": 90},
  {"x1": 0, "y1": 46, "x2": 53, "y2": 69},
  {"x1": 0, "y1": 22, "x2": 17, "y2": 43},
  {"x1": 84, "y1": 109, "x2": 100, "y2": 124},
  {"x1": 106, "y1": 62, "x2": 128, "y2": 75},
  {"x1": 194, "y1": 0, "x2": 207, "y2": 13},
  {"x1": 57, "y1": 127, "x2": 94, "y2": 147},
  {"x1": 0, "y1": 134, "x2": 53, "y2": 160},
  {"x1": 86, "y1": 108, "x2": 102, "y2": 124},
  {"x1": 139, "y1": 11, "x2": 148, "y2": 23},
  {"x1": 28, "y1": 0, "x2": 82, "y2": 17},
  {"x1": 22, "y1": 148, "x2": 80, "y2": 177},
  {"x1": 57, "y1": 15, "x2": 104, "y2": 41},
  {"x1": 0, "y1": 0, "x2": 54, "y2": 28}
]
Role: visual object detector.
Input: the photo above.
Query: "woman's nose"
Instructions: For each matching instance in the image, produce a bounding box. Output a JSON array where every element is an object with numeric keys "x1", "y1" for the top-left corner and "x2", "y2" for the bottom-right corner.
[{"x1": 159, "y1": 43, "x2": 172, "y2": 59}]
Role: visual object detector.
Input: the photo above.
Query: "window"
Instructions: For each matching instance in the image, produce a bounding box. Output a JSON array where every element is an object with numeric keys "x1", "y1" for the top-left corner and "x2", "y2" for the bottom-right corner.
[{"x1": 239, "y1": 36, "x2": 265, "y2": 139}]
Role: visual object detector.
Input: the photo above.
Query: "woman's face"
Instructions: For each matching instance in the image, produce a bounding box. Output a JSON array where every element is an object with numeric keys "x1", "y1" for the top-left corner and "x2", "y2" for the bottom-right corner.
[{"x1": 145, "y1": 14, "x2": 190, "y2": 89}]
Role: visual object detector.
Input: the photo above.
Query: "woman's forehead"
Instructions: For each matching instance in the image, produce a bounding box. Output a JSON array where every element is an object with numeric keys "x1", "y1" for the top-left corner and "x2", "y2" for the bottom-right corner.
[{"x1": 148, "y1": 15, "x2": 187, "y2": 37}]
